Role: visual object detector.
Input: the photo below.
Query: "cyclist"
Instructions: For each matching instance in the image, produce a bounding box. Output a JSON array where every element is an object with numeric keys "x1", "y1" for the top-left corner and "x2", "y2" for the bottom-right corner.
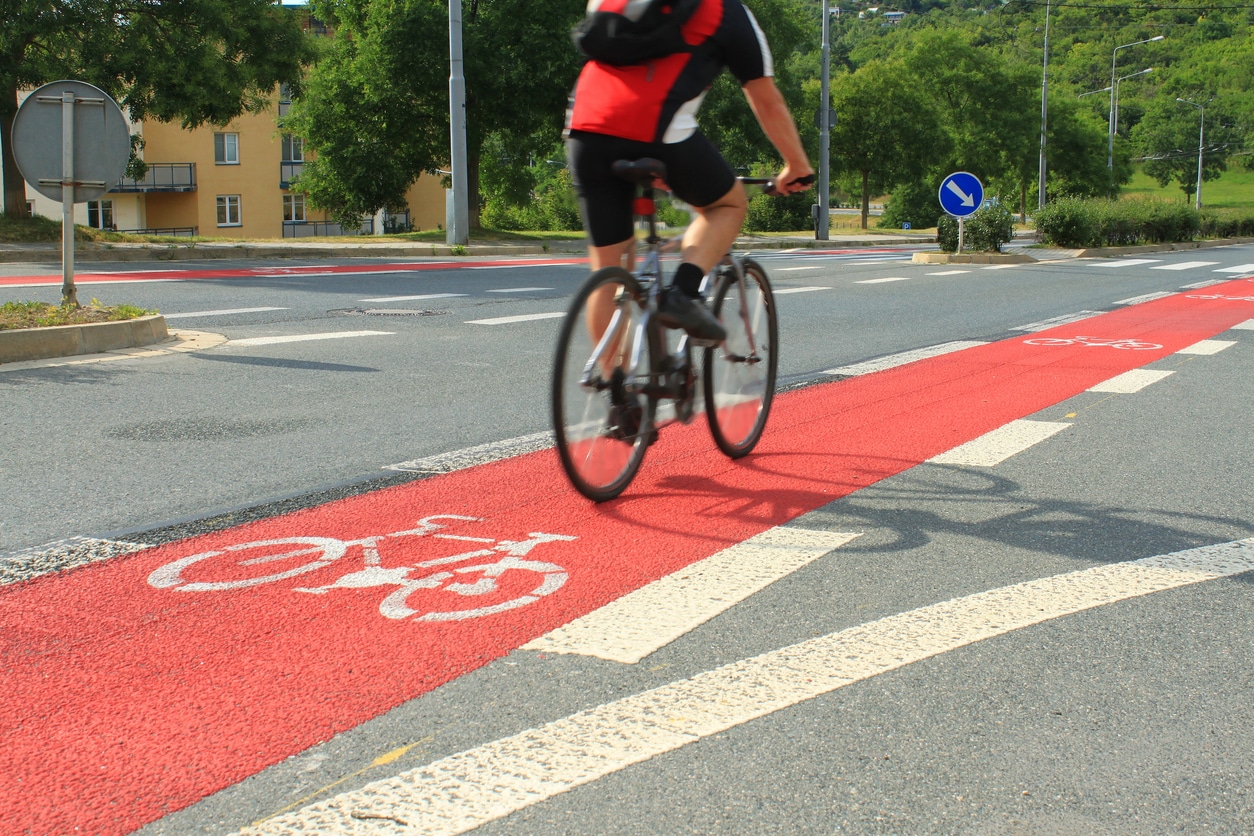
[{"x1": 566, "y1": 0, "x2": 815, "y2": 344}]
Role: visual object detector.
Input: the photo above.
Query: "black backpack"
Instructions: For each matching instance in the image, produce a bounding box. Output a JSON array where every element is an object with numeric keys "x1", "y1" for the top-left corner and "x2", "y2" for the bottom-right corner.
[{"x1": 572, "y1": 0, "x2": 704, "y2": 66}]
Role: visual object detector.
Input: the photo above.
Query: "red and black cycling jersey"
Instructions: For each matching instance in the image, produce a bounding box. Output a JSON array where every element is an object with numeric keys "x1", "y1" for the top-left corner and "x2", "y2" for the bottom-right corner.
[{"x1": 567, "y1": 0, "x2": 774, "y2": 144}]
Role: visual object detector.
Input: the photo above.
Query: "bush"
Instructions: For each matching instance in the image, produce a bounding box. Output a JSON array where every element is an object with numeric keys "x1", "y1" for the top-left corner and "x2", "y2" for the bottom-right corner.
[
  {"x1": 936, "y1": 200, "x2": 1014, "y2": 252},
  {"x1": 1034, "y1": 197, "x2": 1217, "y2": 248},
  {"x1": 1033, "y1": 196, "x2": 1098, "y2": 248},
  {"x1": 877, "y1": 181, "x2": 942, "y2": 230},
  {"x1": 744, "y1": 190, "x2": 814, "y2": 232}
]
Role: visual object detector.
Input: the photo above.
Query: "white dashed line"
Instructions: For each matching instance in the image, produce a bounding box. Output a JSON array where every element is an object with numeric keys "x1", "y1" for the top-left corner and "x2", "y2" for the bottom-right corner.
[
  {"x1": 1092, "y1": 259, "x2": 1160, "y2": 268},
  {"x1": 775, "y1": 266, "x2": 825, "y2": 272},
  {"x1": 1233, "y1": 319, "x2": 1254, "y2": 330},
  {"x1": 1088, "y1": 369, "x2": 1175, "y2": 393},
  {"x1": 466, "y1": 312, "x2": 566, "y2": 325},
  {"x1": 0, "y1": 538, "x2": 152, "y2": 586},
  {"x1": 926, "y1": 270, "x2": 970, "y2": 276},
  {"x1": 163, "y1": 307, "x2": 287, "y2": 319},
  {"x1": 927, "y1": 419, "x2": 1071, "y2": 466},
  {"x1": 855, "y1": 277, "x2": 910, "y2": 284},
  {"x1": 385, "y1": 431, "x2": 554, "y2": 473},
  {"x1": 773, "y1": 286, "x2": 831, "y2": 295},
  {"x1": 1115, "y1": 291, "x2": 1174, "y2": 305},
  {"x1": 1151, "y1": 262, "x2": 1219, "y2": 271},
  {"x1": 358, "y1": 293, "x2": 467, "y2": 302},
  {"x1": 1182, "y1": 279, "x2": 1228, "y2": 289},
  {"x1": 228, "y1": 331, "x2": 393, "y2": 347},
  {"x1": 486, "y1": 287, "x2": 553, "y2": 293},
  {"x1": 823, "y1": 341, "x2": 986, "y2": 377},
  {"x1": 1012, "y1": 311, "x2": 1100, "y2": 332},
  {"x1": 1177, "y1": 339, "x2": 1236, "y2": 355}
]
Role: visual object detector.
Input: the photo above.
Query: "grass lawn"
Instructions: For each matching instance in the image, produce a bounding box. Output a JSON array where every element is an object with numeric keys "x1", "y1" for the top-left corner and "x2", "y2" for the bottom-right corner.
[{"x1": 1121, "y1": 165, "x2": 1254, "y2": 211}]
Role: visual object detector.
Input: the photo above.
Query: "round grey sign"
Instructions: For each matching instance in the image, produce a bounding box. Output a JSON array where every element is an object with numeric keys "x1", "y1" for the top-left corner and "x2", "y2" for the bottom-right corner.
[{"x1": 12, "y1": 80, "x2": 130, "y2": 203}]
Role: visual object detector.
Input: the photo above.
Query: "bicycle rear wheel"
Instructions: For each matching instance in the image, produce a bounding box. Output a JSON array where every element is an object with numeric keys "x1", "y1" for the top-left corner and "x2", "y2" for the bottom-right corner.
[
  {"x1": 552, "y1": 267, "x2": 655, "y2": 501},
  {"x1": 703, "y1": 258, "x2": 778, "y2": 458}
]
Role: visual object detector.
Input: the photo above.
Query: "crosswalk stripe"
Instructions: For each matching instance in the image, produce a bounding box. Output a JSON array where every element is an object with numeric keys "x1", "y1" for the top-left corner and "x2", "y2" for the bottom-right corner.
[
  {"x1": 1150, "y1": 261, "x2": 1219, "y2": 271},
  {"x1": 163, "y1": 307, "x2": 287, "y2": 319},
  {"x1": 358, "y1": 293, "x2": 466, "y2": 302},
  {"x1": 773, "y1": 286, "x2": 831, "y2": 294},
  {"x1": 237, "y1": 538, "x2": 1254, "y2": 836},
  {"x1": 466, "y1": 312, "x2": 565, "y2": 325},
  {"x1": 926, "y1": 270, "x2": 969, "y2": 276},
  {"x1": 1088, "y1": 369, "x2": 1175, "y2": 393},
  {"x1": 228, "y1": 331, "x2": 393, "y2": 347},
  {"x1": 927, "y1": 419, "x2": 1070, "y2": 466},
  {"x1": 1177, "y1": 339, "x2": 1236, "y2": 355},
  {"x1": 1092, "y1": 259, "x2": 1160, "y2": 268},
  {"x1": 1214, "y1": 264, "x2": 1254, "y2": 273},
  {"x1": 855, "y1": 277, "x2": 910, "y2": 284},
  {"x1": 523, "y1": 528, "x2": 861, "y2": 664}
]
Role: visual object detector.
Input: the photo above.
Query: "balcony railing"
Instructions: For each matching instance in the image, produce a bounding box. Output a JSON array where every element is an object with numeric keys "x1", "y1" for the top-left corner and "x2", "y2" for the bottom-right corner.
[
  {"x1": 113, "y1": 163, "x2": 197, "y2": 193},
  {"x1": 283, "y1": 219, "x2": 375, "y2": 238},
  {"x1": 280, "y1": 161, "x2": 304, "y2": 189},
  {"x1": 116, "y1": 227, "x2": 199, "y2": 237}
]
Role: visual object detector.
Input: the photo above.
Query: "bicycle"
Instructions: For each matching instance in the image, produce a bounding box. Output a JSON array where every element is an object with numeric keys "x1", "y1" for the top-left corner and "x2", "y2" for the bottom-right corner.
[
  {"x1": 552, "y1": 158, "x2": 810, "y2": 502},
  {"x1": 147, "y1": 515, "x2": 575, "y2": 622}
]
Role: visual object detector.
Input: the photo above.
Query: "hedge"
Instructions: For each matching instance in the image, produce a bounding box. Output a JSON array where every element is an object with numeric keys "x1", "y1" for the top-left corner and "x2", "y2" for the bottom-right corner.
[{"x1": 1033, "y1": 197, "x2": 1254, "y2": 248}]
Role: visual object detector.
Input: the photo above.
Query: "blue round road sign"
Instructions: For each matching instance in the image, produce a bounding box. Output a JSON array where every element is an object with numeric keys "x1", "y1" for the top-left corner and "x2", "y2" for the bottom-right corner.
[{"x1": 938, "y1": 171, "x2": 984, "y2": 218}]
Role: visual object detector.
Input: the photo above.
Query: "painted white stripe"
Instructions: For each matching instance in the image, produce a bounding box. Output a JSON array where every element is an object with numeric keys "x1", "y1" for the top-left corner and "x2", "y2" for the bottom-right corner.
[
  {"x1": 1115, "y1": 291, "x2": 1174, "y2": 305},
  {"x1": 163, "y1": 307, "x2": 286, "y2": 319},
  {"x1": 1214, "y1": 264, "x2": 1254, "y2": 273},
  {"x1": 467, "y1": 264, "x2": 557, "y2": 270},
  {"x1": 239, "y1": 539, "x2": 1254, "y2": 836},
  {"x1": 1232, "y1": 319, "x2": 1254, "y2": 330},
  {"x1": 928, "y1": 419, "x2": 1070, "y2": 466},
  {"x1": 926, "y1": 270, "x2": 970, "y2": 276},
  {"x1": 775, "y1": 266, "x2": 824, "y2": 272},
  {"x1": 1088, "y1": 369, "x2": 1175, "y2": 393},
  {"x1": 1176, "y1": 339, "x2": 1236, "y2": 355},
  {"x1": 466, "y1": 312, "x2": 565, "y2": 325},
  {"x1": 524, "y1": 528, "x2": 860, "y2": 664},
  {"x1": 772, "y1": 286, "x2": 831, "y2": 295},
  {"x1": 228, "y1": 331, "x2": 392, "y2": 347},
  {"x1": 1012, "y1": 311, "x2": 1100, "y2": 332},
  {"x1": 1151, "y1": 261, "x2": 1219, "y2": 271},
  {"x1": 358, "y1": 293, "x2": 466, "y2": 302},
  {"x1": 855, "y1": 277, "x2": 910, "y2": 284},
  {"x1": 0, "y1": 537, "x2": 152, "y2": 586},
  {"x1": 0, "y1": 278, "x2": 180, "y2": 288},
  {"x1": 486, "y1": 287, "x2": 552, "y2": 293},
  {"x1": 1182, "y1": 279, "x2": 1227, "y2": 289},
  {"x1": 823, "y1": 341, "x2": 986, "y2": 377},
  {"x1": 1093, "y1": 259, "x2": 1160, "y2": 268},
  {"x1": 385, "y1": 431, "x2": 554, "y2": 473},
  {"x1": 981, "y1": 264, "x2": 1019, "y2": 270}
]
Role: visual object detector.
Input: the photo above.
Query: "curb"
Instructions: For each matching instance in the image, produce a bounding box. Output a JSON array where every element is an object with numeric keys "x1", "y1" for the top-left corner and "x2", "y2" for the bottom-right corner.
[
  {"x1": 0, "y1": 314, "x2": 169, "y2": 364},
  {"x1": 910, "y1": 252, "x2": 1034, "y2": 265},
  {"x1": 1071, "y1": 237, "x2": 1254, "y2": 258}
]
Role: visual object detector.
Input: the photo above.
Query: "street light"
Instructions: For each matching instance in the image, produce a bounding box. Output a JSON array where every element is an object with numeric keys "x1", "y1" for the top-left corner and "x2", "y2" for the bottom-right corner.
[
  {"x1": 1177, "y1": 97, "x2": 1204, "y2": 210},
  {"x1": 1038, "y1": 0, "x2": 1051, "y2": 211},
  {"x1": 1109, "y1": 35, "x2": 1164, "y2": 172},
  {"x1": 1112, "y1": 68, "x2": 1153, "y2": 144}
]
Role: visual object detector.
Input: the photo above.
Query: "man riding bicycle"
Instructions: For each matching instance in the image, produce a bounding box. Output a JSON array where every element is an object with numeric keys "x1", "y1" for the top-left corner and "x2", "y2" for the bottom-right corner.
[{"x1": 566, "y1": 0, "x2": 815, "y2": 344}]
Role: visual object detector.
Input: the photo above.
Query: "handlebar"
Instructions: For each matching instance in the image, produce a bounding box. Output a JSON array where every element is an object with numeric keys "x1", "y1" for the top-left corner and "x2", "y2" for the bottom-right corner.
[{"x1": 740, "y1": 173, "x2": 817, "y2": 197}]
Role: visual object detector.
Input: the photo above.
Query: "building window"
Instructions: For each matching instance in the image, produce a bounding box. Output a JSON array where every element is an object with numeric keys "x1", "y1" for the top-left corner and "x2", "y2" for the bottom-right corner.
[
  {"x1": 216, "y1": 195, "x2": 242, "y2": 226},
  {"x1": 26, "y1": 201, "x2": 35, "y2": 216},
  {"x1": 214, "y1": 132, "x2": 239, "y2": 165},
  {"x1": 87, "y1": 200, "x2": 115, "y2": 230},
  {"x1": 283, "y1": 194, "x2": 306, "y2": 223},
  {"x1": 281, "y1": 134, "x2": 304, "y2": 162}
]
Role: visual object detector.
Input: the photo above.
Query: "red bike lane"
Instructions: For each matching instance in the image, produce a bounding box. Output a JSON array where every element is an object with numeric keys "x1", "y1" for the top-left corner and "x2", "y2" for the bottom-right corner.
[{"x1": 2, "y1": 280, "x2": 1251, "y2": 835}]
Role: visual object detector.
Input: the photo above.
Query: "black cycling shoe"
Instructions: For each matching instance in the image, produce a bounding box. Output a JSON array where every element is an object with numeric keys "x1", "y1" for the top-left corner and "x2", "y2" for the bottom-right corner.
[
  {"x1": 607, "y1": 368, "x2": 643, "y2": 441},
  {"x1": 657, "y1": 289, "x2": 726, "y2": 345}
]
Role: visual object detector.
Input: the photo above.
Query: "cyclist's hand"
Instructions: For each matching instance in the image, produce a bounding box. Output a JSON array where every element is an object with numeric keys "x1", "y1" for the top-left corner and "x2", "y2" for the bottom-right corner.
[{"x1": 774, "y1": 164, "x2": 816, "y2": 195}]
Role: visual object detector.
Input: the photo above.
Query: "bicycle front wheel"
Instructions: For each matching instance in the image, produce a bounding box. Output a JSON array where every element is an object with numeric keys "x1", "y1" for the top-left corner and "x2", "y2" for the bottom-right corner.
[
  {"x1": 703, "y1": 258, "x2": 778, "y2": 458},
  {"x1": 552, "y1": 267, "x2": 655, "y2": 502}
]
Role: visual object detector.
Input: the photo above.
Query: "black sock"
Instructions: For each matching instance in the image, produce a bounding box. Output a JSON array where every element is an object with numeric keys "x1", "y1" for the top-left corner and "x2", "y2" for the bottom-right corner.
[{"x1": 671, "y1": 262, "x2": 705, "y2": 298}]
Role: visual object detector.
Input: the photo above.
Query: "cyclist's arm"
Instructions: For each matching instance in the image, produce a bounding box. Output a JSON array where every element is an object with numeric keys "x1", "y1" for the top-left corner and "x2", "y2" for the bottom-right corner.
[{"x1": 741, "y1": 77, "x2": 814, "y2": 194}]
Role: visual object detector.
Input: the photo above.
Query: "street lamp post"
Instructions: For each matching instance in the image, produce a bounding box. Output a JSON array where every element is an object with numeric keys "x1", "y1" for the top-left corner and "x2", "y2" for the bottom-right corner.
[
  {"x1": 818, "y1": 0, "x2": 831, "y2": 240},
  {"x1": 1177, "y1": 98, "x2": 1204, "y2": 210},
  {"x1": 1038, "y1": 0, "x2": 1051, "y2": 211},
  {"x1": 1109, "y1": 36, "x2": 1163, "y2": 173},
  {"x1": 1112, "y1": 68, "x2": 1153, "y2": 147}
]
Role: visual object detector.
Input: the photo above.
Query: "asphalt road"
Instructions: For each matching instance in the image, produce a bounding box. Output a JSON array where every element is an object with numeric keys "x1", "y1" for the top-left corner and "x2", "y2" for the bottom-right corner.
[{"x1": 2, "y1": 244, "x2": 1252, "y2": 835}]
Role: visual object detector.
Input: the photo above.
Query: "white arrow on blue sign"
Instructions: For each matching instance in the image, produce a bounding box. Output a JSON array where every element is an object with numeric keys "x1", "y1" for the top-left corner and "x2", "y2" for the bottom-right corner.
[{"x1": 938, "y1": 171, "x2": 984, "y2": 218}]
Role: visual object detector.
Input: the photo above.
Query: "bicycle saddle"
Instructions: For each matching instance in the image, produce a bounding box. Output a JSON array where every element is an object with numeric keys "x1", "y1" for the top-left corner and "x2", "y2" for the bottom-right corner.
[{"x1": 612, "y1": 158, "x2": 668, "y2": 186}]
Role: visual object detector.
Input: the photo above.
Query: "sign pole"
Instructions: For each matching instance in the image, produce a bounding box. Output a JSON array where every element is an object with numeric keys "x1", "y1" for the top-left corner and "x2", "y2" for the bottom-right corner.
[
  {"x1": 817, "y1": 0, "x2": 830, "y2": 241},
  {"x1": 60, "y1": 91, "x2": 77, "y2": 307},
  {"x1": 957, "y1": 217, "x2": 964, "y2": 254},
  {"x1": 448, "y1": 0, "x2": 470, "y2": 247}
]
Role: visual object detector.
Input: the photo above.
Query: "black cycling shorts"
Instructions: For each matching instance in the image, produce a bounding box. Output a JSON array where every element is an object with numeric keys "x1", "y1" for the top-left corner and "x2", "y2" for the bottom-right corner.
[{"x1": 566, "y1": 130, "x2": 737, "y2": 247}]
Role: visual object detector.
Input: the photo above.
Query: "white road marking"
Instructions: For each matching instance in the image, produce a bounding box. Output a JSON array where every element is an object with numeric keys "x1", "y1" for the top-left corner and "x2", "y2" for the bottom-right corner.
[
  {"x1": 239, "y1": 538, "x2": 1254, "y2": 836},
  {"x1": 228, "y1": 331, "x2": 393, "y2": 347},
  {"x1": 358, "y1": 293, "x2": 467, "y2": 302},
  {"x1": 385, "y1": 431, "x2": 554, "y2": 473},
  {"x1": 1088, "y1": 369, "x2": 1175, "y2": 393},
  {"x1": 1115, "y1": 291, "x2": 1174, "y2": 305},
  {"x1": 524, "y1": 528, "x2": 861, "y2": 664},
  {"x1": 1151, "y1": 261, "x2": 1219, "y2": 271},
  {"x1": 1233, "y1": 319, "x2": 1254, "y2": 330},
  {"x1": 1177, "y1": 339, "x2": 1236, "y2": 355},
  {"x1": 486, "y1": 287, "x2": 552, "y2": 293},
  {"x1": 928, "y1": 419, "x2": 1071, "y2": 466},
  {"x1": 466, "y1": 312, "x2": 566, "y2": 325},
  {"x1": 981, "y1": 264, "x2": 1019, "y2": 270},
  {"x1": 775, "y1": 266, "x2": 825, "y2": 272},
  {"x1": 926, "y1": 270, "x2": 970, "y2": 276},
  {"x1": 1012, "y1": 311, "x2": 1100, "y2": 332},
  {"x1": 468, "y1": 264, "x2": 557, "y2": 270},
  {"x1": 0, "y1": 537, "x2": 152, "y2": 587},
  {"x1": 823, "y1": 341, "x2": 986, "y2": 377},
  {"x1": 855, "y1": 277, "x2": 910, "y2": 284},
  {"x1": 773, "y1": 286, "x2": 831, "y2": 295},
  {"x1": 1092, "y1": 259, "x2": 1160, "y2": 268},
  {"x1": 0, "y1": 278, "x2": 180, "y2": 288},
  {"x1": 1214, "y1": 264, "x2": 1254, "y2": 273},
  {"x1": 163, "y1": 307, "x2": 287, "y2": 319},
  {"x1": 1182, "y1": 279, "x2": 1227, "y2": 288}
]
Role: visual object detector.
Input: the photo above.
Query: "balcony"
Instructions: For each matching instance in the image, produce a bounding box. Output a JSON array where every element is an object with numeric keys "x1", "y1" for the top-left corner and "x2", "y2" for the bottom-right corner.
[
  {"x1": 113, "y1": 163, "x2": 196, "y2": 193},
  {"x1": 280, "y1": 161, "x2": 303, "y2": 190}
]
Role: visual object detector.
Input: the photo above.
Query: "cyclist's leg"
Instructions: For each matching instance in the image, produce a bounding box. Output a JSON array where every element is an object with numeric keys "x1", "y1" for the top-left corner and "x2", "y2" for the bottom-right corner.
[{"x1": 662, "y1": 132, "x2": 745, "y2": 281}]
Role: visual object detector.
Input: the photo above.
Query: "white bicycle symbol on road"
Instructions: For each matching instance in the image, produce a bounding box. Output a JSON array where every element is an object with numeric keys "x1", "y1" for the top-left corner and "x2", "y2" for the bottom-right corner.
[
  {"x1": 148, "y1": 515, "x2": 575, "y2": 622},
  {"x1": 1023, "y1": 335, "x2": 1162, "y2": 350},
  {"x1": 1186, "y1": 293, "x2": 1254, "y2": 302}
]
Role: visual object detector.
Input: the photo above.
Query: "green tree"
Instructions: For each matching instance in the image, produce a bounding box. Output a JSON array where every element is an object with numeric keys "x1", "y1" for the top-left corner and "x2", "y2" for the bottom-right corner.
[
  {"x1": 1, "y1": 0, "x2": 315, "y2": 216},
  {"x1": 1135, "y1": 96, "x2": 1236, "y2": 204}
]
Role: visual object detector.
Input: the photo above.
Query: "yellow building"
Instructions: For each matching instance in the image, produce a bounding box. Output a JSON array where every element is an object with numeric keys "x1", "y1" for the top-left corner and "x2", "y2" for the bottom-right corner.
[{"x1": 22, "y1": 86, "x2": 446, "y2": 239}]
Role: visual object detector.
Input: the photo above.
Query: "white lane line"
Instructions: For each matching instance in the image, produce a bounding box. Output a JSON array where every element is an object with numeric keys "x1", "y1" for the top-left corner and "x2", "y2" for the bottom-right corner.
[
  {"x1": 1182, "y1": 279, "x2": 1227, "y2": 289},
  {"x1": 486, "y1": 287, "x2": 553, "y2": 293},
  {"x1": 981, "y1": 264, "x2": 1019, "y2": 270},
  {"x1": 239, "y1": 538, "x2": 1254, "y2": 836},
  {"x1": 823, "y1": 340, "x2": 986, "y2": 377},
  {"x1": 467, "y1": 264, "x2": 556, "y2": 270},
  {"x1": 926, "y1": 270, "x2": 970, "y2": 276},
  {"x1": 1214, "y1": 264, "x2": 1254, "y2": 273},
  {"x1": 775, "y1": 266, "x2": 825, "y2": 272},
  {"x1": 163, "y1": 307, "x2": 287, "y2": 319},
  {"x1": 855, "y1": 277, "x2": 910, "y2": 284},
  {"x1": 928, "y1": 419, "x2": 1071, "y2": 466},
  {"x1": 1151, "y1": 261, "x2": 1219, "y2": 271},
  {"x1": 1115, "y1": 291, "x2": 1175, "y2": 305},
  {"x1": 385, "y1": 431, "x2": 554, "y2": 473},
  {"x1": 467, "y1": 312, "x2": 566, "y2": 326},
  {"x1": 358, "y1": 293, "x2": 467, "y2": 302},
  {"x1": 228, "y1": 331, "x2": 393, "y2": 347},
  {"x1": 1177, "y1": 339, "x2": 1236, "y2": 355},
  {"x1": 1011, "y1": 311, "x2": 1100, "y2": 332},
  {"x1": 0, "y1": 278, "x2": 181, "y2": 288},
  {"x1": 773, "y1": 286, "x2": 831, "y2": 295},
  {"x1": 1233, "y1": 319, "x2": 1254, "y2": 330},
  {"x1": 0, "y1": 537, "x2": 152, "y2": 587},
  {"x1": 1088, "y1": 369, "x2": 1175, "y2": 393},
  {"x1": 524, "y1": 528, "x2": 861, "y2": 664},
  {"x1": 1092, "y1": 259, "x2": 1161, "y2": 268}
]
